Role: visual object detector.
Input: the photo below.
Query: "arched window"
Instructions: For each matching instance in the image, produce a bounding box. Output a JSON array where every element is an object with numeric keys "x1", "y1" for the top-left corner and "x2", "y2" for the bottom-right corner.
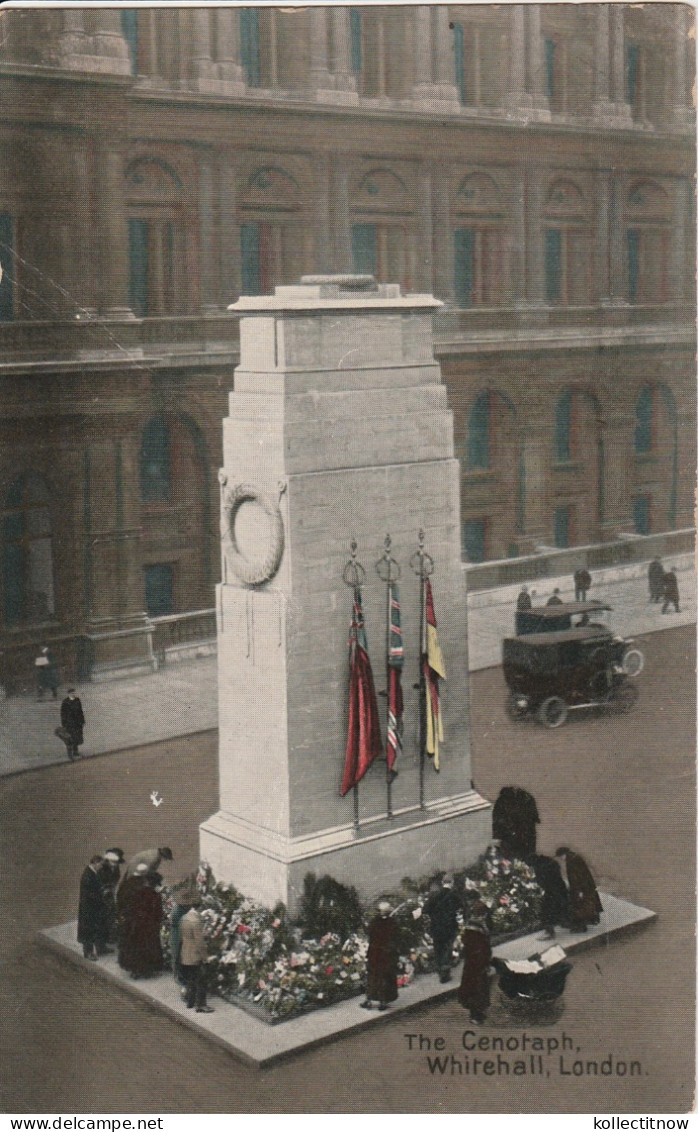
[
  {"x1": 467, "y1": 391, "x2": 490, "y2": 469},
  {"x1": 555, "y1": 390, "x2": 573, "y2": 461},
  {"x1": 634, "y1": 386, "x2": 654, "y2": 454},
  {"x1": 2, "y1": 473, "x2": 54, "y2": 626},
  {"x1": 140, "y1": 414, "x2": 171, "y2": 502}
]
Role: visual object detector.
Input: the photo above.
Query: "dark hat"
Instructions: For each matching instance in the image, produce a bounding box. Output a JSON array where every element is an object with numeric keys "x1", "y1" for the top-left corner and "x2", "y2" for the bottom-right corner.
[
  {"x1": 159, "y1": 847, "x2": 173, "y2": 861},
  {"x1": 105, "y1": 847, "x2": 125, "y2": 864}
]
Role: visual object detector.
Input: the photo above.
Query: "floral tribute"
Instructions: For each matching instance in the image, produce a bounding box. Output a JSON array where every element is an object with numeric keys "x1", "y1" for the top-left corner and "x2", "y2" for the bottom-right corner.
[
  {"x1": 160, "y1": 853, "x2": 543, "y2": 1022},
  {"x1": 464, "y1": 844, "x2": 543, "y2": 937}
]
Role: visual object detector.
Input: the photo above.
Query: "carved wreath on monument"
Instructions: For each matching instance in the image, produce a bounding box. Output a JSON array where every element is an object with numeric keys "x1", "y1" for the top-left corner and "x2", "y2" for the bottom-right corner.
[{"x1": 219, "y1": 472, "x2": 285, "y2": 586}]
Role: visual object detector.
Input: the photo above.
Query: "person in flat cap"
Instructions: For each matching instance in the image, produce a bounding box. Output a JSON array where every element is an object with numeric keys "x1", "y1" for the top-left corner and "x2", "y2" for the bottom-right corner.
[
  {"x1": 458, "y1": 901, "x2": 492, "y2": 1024},
  {"x1": 124, "y1": 846, "x2": 173, "y2": 880},
  {"x1": 361, "y1": 901, "x2": 399, "y2": 1012},
  {"x1": 60, "y1": 688, "x2": 85, "y2": 761},
  {"x1": 77, "y1": 854, "x2": 109, "y2": 960},
  {"x1": 178, "y1": 891, "x2": 214, "y2": 1013},
  {"x1": 423, "y1": 874, "x2": 462, "y2": 984}
]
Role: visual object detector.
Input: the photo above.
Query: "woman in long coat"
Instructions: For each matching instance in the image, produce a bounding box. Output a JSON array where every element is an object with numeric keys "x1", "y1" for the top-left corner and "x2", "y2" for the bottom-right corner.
[
  {"x1": 458, "y1": 903, "x2": 492, "y2": 1023},
  {"x1": 361, "y1": 902, "x2": 399, "y2": 1011},
  {"x1": 120, "y1": 874, "x2": 164, "y2": 978},
  {"x1": 555, "y1": 847, "x2": 602, "y2": 930}
]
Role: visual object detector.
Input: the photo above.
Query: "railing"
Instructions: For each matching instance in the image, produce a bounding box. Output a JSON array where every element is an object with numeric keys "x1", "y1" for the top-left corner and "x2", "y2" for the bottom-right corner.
[
  {"x1": 149, "y1": 608, "x2": 216, "y2": 664},
  {"x1": 463, "y1": 529, "x2": 695, "y2": 592}
]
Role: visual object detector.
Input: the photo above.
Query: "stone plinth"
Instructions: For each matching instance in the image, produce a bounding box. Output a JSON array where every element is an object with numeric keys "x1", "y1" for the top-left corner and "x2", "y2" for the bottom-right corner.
[{"x1": 200, "y1": 276, "x2": 491, "y2": 913}]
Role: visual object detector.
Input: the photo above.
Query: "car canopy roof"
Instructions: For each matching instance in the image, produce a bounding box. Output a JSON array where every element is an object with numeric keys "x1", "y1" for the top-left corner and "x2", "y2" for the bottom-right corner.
[
  {"x1": 505, "y1": 626, "x2": 612, "y2": 648},
  {"x1": 525, "y1": 600, "x2": 612, "y2": 620}
]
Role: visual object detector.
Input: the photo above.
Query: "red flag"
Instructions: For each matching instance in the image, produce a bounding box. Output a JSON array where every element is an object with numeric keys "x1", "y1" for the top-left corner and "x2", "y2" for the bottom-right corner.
[
  {"x1": 423, "y1": 578, "x2": 446, "y2": 771},
  {"x1": 341, "y1": 589, "x2": 383, "y2": 796}
]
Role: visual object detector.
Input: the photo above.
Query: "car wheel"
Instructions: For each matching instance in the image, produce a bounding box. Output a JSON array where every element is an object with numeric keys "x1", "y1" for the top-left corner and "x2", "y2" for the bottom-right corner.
[
  {"x1": 506, "y1": 692, "x2": 529, "y2": 721},
  {"x1": 609, "y1": 682, "x2": 639, "y2": 713},
  {"x1": 621, "y1": 648, "x2": 644, "y2": 677},
  {"x1": 537, "y1": 696, "x2": 568, "y2": 729}
]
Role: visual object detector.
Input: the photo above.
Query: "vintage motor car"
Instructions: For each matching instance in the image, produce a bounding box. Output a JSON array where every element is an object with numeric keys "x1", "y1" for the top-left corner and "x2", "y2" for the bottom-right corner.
[{"x1": 503, "y1": 601, "x2": 644, "y2": 728}]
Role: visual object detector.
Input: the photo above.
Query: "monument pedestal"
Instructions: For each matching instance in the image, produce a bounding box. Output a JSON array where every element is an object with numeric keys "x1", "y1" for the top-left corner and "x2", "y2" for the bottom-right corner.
[{"x1": 200, "y1": 276, "x2": 491, "y2": 914}]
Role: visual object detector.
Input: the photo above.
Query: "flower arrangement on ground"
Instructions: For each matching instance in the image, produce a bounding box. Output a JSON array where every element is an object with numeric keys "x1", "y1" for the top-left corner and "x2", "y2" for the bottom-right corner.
[{"x1": 159, "y1": 851, "x2": 543, "y2": 1021}]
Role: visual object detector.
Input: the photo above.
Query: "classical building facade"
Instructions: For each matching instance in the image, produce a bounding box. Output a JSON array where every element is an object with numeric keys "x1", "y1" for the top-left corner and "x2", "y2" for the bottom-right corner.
[{"x1": 0, "y1": 5, "x2": 694, "y2": 688}]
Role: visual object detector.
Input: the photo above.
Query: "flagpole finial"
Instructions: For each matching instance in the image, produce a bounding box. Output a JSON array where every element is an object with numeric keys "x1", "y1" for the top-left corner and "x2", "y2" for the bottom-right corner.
[
  {"x1": 410, "y1": 531, "x2": 434, "y2": 579},
  {"x1": 375, "y1": 534, "x2": 401, "y2": 583},
  {"x1": 343, "y1": 540, "x2": 366, "y2": 588}
]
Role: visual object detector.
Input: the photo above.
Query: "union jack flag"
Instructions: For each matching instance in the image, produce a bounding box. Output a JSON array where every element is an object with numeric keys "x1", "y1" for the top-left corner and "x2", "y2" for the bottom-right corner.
[
  {"x1": 340, "y1": 588, "x2": 383, "y2": 796},
  {"x1": 386, "y1": 582, "x2": 403, "y2": 776}
]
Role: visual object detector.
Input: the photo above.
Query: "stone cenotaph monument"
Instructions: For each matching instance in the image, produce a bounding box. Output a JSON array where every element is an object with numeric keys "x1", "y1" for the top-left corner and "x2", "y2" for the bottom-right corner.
[{"x1": 199, "y1": 276, "x2": 491, "y2": 913}]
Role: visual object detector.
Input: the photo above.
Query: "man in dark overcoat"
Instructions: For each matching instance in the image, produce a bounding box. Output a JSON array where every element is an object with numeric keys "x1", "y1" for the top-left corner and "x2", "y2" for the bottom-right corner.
[
  {"x1": 492, "y1": 786, "x2": 540, "y2": 859},
  {"x1": 648, "y1": 558, "x2": 664, "y2": 603},
  {"x1": 361, "y1": 901, "x2": 399, "y2": 1011},
  {"x1": 515, "y1": 586, "x2": 532, "y2": 634},
  {"x1": 555, "y1": 847, "x2": 602, "y2": 931},
  {"x1": 78, "y1": 854, "x2": 109, "y2": 960},
  {"x1": 60, "y1": 689, "x2": 85, "y2": 760},
  {"x1": 458, "y1": 902, "x2": 492, "y2": 1024},
  {"x1": 101, "y1": 848, "x2": 125, "y2": 945},
  {"x1": 661, "y1": 568, "x2": 680, "y2": 614},
  {"x1": 423, "y1": 874, "x2": 461, "y2": 983},
  {"x1": 573, "y1": 568, "x2": 592, "y2": 602}
]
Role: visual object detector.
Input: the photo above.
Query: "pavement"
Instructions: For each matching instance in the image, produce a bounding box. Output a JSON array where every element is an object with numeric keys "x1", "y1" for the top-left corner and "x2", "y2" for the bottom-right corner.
[
  {"x1": 1, "y1": 553, "x2": 694, "y2": 778},
  {"x1": 40, "y1": 892, "x2": 656, "y2": 1069}
]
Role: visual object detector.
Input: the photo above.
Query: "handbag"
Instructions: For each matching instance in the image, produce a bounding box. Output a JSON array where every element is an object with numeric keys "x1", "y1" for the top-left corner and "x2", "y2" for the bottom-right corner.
[{"x1": 54, "y1": 726, "x2": 71, "y2": 744}]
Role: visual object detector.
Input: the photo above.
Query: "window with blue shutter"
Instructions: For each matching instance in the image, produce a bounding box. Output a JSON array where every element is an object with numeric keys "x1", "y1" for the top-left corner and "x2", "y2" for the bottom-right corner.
[
  {"x1": 351, "y1": 223, "x2": 377, "y2": 277},
  {"x1": 627, "y1": 228, "x2": 640, "y2": 302},
  {"x1": 632, "y1": 496, "x2": 650, "y2": 536},
  {"x1": 467, "y1": 391, "x2": 490, "y2": 469},
  {"x1": 454, "y1": 228, "x2": 475, "y2": 308},
  {"x1": 463, "y1": 519, "x2": 487, "y2": 563},
  {"x1": 545, "y1": 228, "x2": 562, "y2": 303},
  {"x1": 544, "y1": 38, "x2": 556, "y2": 100},
  {"x1": 121, "y1": 10, "x2": 139, "y2": 74},
  {"x1": 555, "y1": 390, "x2": 572, "y2": 462},
  {"x1": 240, "y1": 223, "x2": 261, "y2": 296},
  {"x1": 128, "y1": 218, "x2": 149, "y2": 317},
  {"x1": 553, "y1": 505, "x2": 570, "y2": 548},
  {"x1": 634, "y1": 386, "x2": 653, "y2": 454}
]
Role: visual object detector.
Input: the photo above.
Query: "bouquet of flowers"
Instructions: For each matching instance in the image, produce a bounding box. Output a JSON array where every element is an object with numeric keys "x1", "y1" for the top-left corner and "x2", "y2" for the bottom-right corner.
[{"x1": 465, "y1": 844, "x2": 543, "y2": 936}]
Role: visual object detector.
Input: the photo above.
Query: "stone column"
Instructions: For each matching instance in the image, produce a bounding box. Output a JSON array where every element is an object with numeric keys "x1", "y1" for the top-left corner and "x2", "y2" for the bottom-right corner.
[
  {"x1": 608, "y1": 173, "x2": 626, "y2": 303},
  {"x1": 331, "y1": 161, "x2": 353, "y2": 273},
  {"x1": 313, "y1": 156, "x2": 333, "y2": 274},
  {"x1": 218, "y1": 151, "x2": 240, "y2": 304},
  {"x1": 412, "y1": 6, "x2": 458, "y2": 105},
  {"x1": 191, "y1": 8, "x2": 215, "y2": 83},
  {"x1": 599, "y1": 407, "x2": 633, "y2": 540},
  {"x1": 669, "y1": 178, "x2": 690, "y2": 304},
  {"x1": 524, "y1": 168, "x2": 545, "y2": 306},
  {"x1": 519, "y1": 414, "x2": 550, "y2": 550},
  {"x1": 199, "y1": 150, "x2": 218, "y2": 313},
  {"x1": 672, "y1": 6, "x2": 694, "y2": 130},
  {"x1": 593, "y1": 5, "x2": 612, "y2": 113},
  {"x1": 431, "y1": 169, "x2": 453, "y2": 302},
  {"x1": 309, "y1": 7, "x2": 333, "y2": 91},
  {"x1": 434, "y1": 6, "x2": 458, "y2": 101},
  {"x1": 526, "y1": 5, "x2": 549, "y2": 113},
  {"x1": 510, "y1": 169, "x2": 526, "y2": 304},
  {"x1": 507, "y1": 5, "x2": 528, "y2": 109},
  {"x1": 330, "y1": 6, "x2": 358, "y2": 96},
  {"x1": 610, "y1": 5, "x2": 632, "y2": 123},
  {"x1": 58, "y1": 9, "x2": 89, "y2": 61},
  {"x1": 94, "y1": 137, "x2": 134, "y2": 319},
  {"x1": 413, "y1": 6, "x2": 433, "y2": 91},
  {"x1": 416, "y1": 166, "x2": 434, "y2": 293},
  {"x1": 216, "y1": 7, "x2": 245, "y2": 86},
  {"x1": 92, "y1": 9, "x2": 131, "y2": 72},
  {"x1": 595, "y1": 169, "x2": 612, "y2": 303}
]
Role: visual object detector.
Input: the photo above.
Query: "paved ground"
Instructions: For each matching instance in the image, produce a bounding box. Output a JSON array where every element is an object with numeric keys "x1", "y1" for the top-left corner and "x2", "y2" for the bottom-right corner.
[
  {"x1": 40, "y1": 892, "x2": 656, "y2": 1069},
  {"x1": 1, "y1": 555, "x2": 693, "y2": 776},
  {"x1": 1, "y1": 624, "x2": 694, "y2": 1113}
]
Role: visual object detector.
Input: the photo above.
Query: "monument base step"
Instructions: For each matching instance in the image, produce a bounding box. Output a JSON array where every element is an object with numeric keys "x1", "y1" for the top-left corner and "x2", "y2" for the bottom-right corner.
[{"x1": 39, "y1": 893, "x2": 655, "y2": 1069}]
